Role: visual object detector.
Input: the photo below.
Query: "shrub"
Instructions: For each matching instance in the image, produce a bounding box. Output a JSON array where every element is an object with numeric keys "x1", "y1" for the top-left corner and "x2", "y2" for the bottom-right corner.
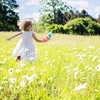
[
  {"x1": 47, "y1": 24, "x2": 67, "y2": 34},
  {"x1": 64, "y1": 17, "x2": 100, "y2": 35},
  {"x1": 45, "y1": 17, "x2": 100, "y2": 35}
]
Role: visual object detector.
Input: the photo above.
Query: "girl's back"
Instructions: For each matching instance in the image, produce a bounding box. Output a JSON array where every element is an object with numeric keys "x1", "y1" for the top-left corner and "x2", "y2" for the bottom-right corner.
[
  {"x1": 12, "y1": 31, "x2": 37, "y2": 61},
  {"x1": 6, "y1": 19, "x2": 44, "y2": 61},
  {"x1": 22, "y1": 31, "x2": 33, "y2": 41}
]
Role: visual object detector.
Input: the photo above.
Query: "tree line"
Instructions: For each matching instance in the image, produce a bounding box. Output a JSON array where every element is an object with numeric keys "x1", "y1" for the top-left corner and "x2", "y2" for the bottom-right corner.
[
  {"x1": 0, "y1": 0, "x2": 100, "y2": 34},
  {"x1": 0, "y1": 0, "x2": 19, "y2": 31},
  {"x1": 37, "y1": 0, "x2": 100, "y2": 35},
  {"x1": 39, "y1": 0, "x2": 100, "y2": 25}
]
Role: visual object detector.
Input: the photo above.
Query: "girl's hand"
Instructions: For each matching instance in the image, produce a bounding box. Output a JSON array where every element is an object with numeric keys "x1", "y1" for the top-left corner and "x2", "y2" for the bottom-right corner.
[
  {"x1": 6, "y1": 38, "x2": 11, "y2": 41},
  {"x1": 42, "y1": 39, "x2": 47, "y2": 42}
]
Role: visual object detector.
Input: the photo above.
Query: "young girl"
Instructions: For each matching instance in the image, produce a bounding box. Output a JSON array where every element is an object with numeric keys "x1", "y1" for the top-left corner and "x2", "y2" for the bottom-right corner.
[{"x1": 6, "y1": 19, "x2": 45, "y2": 61}]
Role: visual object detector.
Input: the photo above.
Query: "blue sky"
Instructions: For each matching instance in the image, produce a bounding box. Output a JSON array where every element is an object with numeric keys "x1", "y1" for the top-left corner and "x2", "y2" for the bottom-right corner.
[{"x1": 16, "y1": 0, "x2": 100, "y2": 21}]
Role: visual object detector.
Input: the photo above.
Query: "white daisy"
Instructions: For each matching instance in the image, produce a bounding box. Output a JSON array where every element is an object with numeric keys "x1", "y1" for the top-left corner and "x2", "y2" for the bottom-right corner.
[
  {"x1": 74, "y1": 83, "x2": 87, "y2": 91},
  {"x1": 96, "y1": 64, "x2": 100, "y2": 71},
  {"x1": 20, "y1": 80, "x2": 26, "y2": 87},
  {"x1": 9, "y1": 77, "x2": 16, "y2": 84},
  {"x1": 8, "y1": 68, "x2": 14, "y2": 74}
]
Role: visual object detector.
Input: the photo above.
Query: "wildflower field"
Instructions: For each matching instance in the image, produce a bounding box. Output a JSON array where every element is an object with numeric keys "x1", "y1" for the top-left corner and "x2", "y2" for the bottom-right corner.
[{"x1": 0, "y1": 32, "x2": 100, "y2": 100}]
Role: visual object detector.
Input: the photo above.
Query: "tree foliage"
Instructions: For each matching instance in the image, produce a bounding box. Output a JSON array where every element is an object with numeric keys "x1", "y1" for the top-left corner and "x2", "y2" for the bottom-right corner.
[
  {"x1": 38, "y1": 0, "x2": 100, "y2": 35},
  {"x1": 0, "y1": 0, "x2": 19, "y2": 31},
  {"x1": 39, "y1": 0, "x2": 97, "y2": 26},
  {"x1": 48, "y1": 17, "x2": 100, "y2": 35},
  {"x1": 39, "y1": 0, "x2": 69, "y2": 25}
]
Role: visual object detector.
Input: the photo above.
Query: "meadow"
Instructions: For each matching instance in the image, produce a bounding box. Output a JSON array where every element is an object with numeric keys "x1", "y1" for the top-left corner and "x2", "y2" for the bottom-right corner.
[{"x1": 0, "y1": 32, "x2": 100, "y2": 100}]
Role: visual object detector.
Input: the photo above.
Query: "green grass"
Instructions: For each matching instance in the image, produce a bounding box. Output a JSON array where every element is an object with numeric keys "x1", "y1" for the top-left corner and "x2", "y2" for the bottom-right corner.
[{"x1": 0, "y1": 32, "x2": 100, "y2": 100}]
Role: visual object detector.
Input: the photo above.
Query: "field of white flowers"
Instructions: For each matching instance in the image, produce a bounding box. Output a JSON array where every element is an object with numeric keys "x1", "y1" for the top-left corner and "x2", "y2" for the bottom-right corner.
[{"x1": 0, "y1": 32, "x2": 100, "y2": 100}]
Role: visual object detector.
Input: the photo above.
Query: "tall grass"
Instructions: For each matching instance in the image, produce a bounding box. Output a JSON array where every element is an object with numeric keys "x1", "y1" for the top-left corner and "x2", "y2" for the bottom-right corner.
[{"x1": 0, "y1": 32, "x2": 100, "y2": 100}]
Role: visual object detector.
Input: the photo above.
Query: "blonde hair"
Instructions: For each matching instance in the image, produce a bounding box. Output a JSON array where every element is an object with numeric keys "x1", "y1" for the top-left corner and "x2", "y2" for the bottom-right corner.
[{"x1": 18, "y1": 20, "x2": 33, "y2": 31}]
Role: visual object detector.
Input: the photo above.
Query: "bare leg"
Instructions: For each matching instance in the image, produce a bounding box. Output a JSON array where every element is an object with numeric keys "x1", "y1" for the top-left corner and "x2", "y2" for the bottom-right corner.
[{"x1": 16, "y1": 55, "x2": 21, "y2": 62}]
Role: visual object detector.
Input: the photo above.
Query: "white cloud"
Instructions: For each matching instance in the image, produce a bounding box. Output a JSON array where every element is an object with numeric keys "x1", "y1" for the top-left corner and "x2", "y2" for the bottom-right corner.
[
  {"x1": 94, "y1": 6, "x2": 100, "y2": 13},
  {"x1": 23, "y1": 13, "x2": 40, "y2": 21},
  {"x1": 62, "y1": 0, "x2": 89, "y2": 11},
  {"x1": 26, "y1": 0, "x2": 40, "y2": 5},
  {"x1": 68, "y1": 1, "x2": 89, "y2": 8},
  {"x1": 94, "y1": 6, "x2": 100, "y2": 18},
  {"x1": 62, "y1": 0, "x2": 89, "y2": 7}
]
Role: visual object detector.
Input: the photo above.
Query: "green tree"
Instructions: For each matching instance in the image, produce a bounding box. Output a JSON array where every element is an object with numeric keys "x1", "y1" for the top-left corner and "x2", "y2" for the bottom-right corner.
[
  {"x1": 0, "y1": 0, "x2": 19, "y2": 31},
  {"x1": 55, "y1": 9, "x2": 63, "y2": 24},
  {"x1": 63, "y1": 7, "x2": 78, "y2": 22},
  {"x1": 64, "y1": 17, "x2": 100, "y2": 35},
  {"x1": 39, "y1": 0, "x2": 69, "y2": 25}
]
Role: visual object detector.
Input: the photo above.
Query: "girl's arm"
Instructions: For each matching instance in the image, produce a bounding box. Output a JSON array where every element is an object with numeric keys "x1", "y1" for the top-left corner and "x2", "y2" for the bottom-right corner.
[
  {"x1": 32, "y1": 32, "x2": 44, "y2": 42},
  {"x1": 6, "y1": 32, "x2": 22, "y2": 41}
]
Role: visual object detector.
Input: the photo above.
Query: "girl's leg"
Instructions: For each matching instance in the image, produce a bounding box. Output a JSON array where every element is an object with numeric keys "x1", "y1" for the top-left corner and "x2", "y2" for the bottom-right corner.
[{"x1": 16, "y1": 55, "x2": 21, "y2": 61}]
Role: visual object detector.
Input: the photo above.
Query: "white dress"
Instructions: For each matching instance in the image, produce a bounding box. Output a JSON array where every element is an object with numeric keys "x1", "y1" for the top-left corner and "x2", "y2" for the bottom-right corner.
[{"x1": 12, "y1": 31, "x2": 38, "y2": 61}]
